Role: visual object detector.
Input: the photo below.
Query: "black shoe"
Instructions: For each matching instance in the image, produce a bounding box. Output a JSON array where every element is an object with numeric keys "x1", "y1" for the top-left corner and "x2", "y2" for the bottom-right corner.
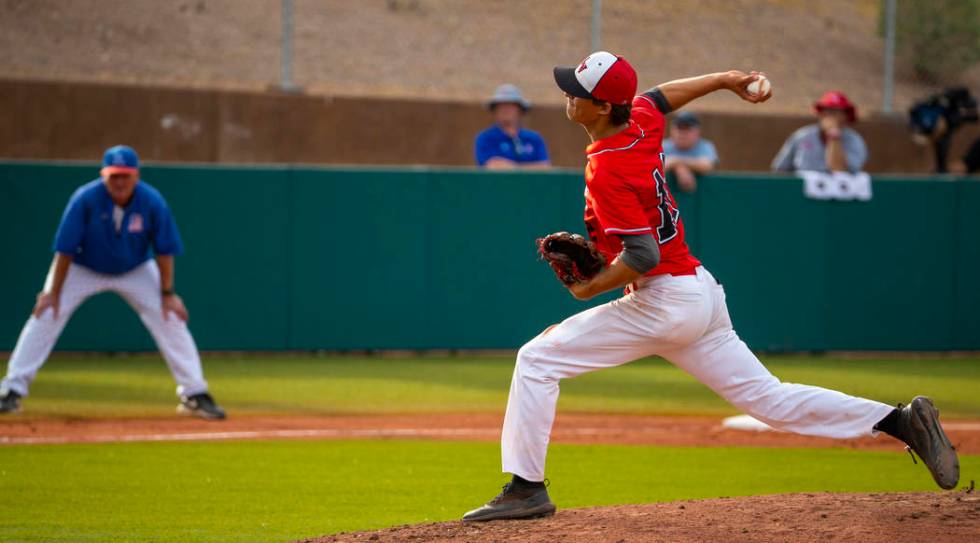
[
  {"x1": 462, "y1": 481, "x2": 556, "y2": 521},
  {"x1": 896, "y1": 396, "x2": 959, "y2": 490},
  {"x1": 0, "y1": 390, "x2": 21, "y2": 414},
  {"x1": 177, "y1": 392, "x2": 226, "y2": 420}
]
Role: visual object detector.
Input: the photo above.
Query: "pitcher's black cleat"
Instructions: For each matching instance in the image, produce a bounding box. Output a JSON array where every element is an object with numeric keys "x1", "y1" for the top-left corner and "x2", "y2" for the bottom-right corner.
[
  {"x1": 462, "y1": 481, "x2": 556, "y2": 521},
  {"x1": 177, "y1": 392, "x2": 226, "y2": 420},
  {"x1": 894, "y1": 396, "x2": 959, "y2": 490},
  {"x1": 0, "y1": 390, "x2": 21, "y2": 414}
]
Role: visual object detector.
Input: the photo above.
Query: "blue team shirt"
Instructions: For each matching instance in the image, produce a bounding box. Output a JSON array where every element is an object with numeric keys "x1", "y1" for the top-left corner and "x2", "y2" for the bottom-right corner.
[
  {"x1": 53, "y1": 179, "x2": 184, "y2": 275},
  {"x1": 474, "y1": 125, "x2": 549, "y2": 166},
  {"x1": 662, "y1": 138, "x2": 719, "y2": 164}
]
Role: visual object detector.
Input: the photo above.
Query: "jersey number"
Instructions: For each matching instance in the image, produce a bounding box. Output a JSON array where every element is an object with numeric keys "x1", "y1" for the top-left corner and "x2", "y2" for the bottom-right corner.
[{"x1": 653, "y1": 152, "x2": 680, "y2": 243}]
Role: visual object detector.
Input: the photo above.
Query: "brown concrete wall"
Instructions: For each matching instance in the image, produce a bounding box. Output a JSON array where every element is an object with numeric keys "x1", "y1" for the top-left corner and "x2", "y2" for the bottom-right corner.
[{"x1": 3, "y1": 78, "x2": 977, "y2": 172}]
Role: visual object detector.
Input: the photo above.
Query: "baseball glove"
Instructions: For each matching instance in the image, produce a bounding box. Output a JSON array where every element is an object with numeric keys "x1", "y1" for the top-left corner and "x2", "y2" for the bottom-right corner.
[{"x1": 537, "y1": 231, "x2": 606, "y2": 286}]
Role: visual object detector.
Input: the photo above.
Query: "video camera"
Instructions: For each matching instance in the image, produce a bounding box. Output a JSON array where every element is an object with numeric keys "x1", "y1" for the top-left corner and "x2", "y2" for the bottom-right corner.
[{"x1": 909, "y1": 87, "x2": 979, "y2": 173}]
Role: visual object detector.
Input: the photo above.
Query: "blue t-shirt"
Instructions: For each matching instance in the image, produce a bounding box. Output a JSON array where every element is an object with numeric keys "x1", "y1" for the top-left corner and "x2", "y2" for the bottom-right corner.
[
  {"x1": 662, "y1": 138, "x2": 719, "y2": 164},
  {"x1": 474, "y1": 125, "x2": 549, "y2": 166},
  {"x1": 53, "y1": 180, "x2": 184, "y2": 275}
]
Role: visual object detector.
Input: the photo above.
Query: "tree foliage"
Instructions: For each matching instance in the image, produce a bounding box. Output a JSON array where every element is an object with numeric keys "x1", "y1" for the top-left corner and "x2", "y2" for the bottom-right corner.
[{"x1": 882, "y1": 0, "x2": 980, "y2": 82}]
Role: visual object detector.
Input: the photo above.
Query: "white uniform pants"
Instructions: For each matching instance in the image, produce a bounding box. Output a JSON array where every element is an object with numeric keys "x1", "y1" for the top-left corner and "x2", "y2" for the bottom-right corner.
[
  {"x1": 502, "y1": 266, "x2": 894, "y2": 481},
  {"x1": 2, "y1": 260, "x2": 209, "y2": 398}
]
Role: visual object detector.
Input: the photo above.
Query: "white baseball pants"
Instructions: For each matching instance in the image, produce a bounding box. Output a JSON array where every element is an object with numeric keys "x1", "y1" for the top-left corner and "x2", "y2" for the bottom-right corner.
[
  {"x1": 501, "y1": 266, "x2": 895, "y2": 481},
  {"x1": 2, "y1": 260, "x2": 209, "y2": 398}
]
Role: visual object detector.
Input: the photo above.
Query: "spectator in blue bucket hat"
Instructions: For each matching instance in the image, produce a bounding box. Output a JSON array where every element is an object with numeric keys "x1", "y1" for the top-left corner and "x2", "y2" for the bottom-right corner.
[{"x1": 475, "y1": 84, "x2": 551, "y2": 169}]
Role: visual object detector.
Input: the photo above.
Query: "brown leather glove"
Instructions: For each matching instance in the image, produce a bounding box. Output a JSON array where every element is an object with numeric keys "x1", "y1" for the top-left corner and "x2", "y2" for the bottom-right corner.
[{"x1": 536, "y1": 232, "x2": 606, "y2": 286}]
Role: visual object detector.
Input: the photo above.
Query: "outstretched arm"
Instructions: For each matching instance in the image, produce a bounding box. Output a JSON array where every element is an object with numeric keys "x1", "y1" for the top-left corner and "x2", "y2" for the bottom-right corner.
[{"x1": 651, "y1": 71, "x2": 772, "y2": 112}]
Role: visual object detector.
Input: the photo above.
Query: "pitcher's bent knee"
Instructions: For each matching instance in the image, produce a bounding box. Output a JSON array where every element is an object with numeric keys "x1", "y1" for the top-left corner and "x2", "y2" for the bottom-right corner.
[{"x1": 516, "y1": 339, "x2": 559, "y2": 383}]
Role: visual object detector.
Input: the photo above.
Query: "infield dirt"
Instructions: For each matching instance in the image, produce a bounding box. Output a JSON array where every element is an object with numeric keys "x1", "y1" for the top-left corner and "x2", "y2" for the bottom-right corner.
[
  {"x1": 1, "y1": 412, "x2": 979, "y2": 452},
  {"x1": 300, "y1": 492, "x2": 980, "y2": 543}
]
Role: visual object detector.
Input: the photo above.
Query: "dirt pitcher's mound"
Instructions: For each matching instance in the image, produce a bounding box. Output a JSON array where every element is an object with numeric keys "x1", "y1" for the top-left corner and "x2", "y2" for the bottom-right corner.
[{"x1": 301, "y1": 491, "x2": 980, "y2": 543}]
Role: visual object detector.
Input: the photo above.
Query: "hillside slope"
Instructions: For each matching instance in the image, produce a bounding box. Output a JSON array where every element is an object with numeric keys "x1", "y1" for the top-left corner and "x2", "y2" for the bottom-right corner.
[{"x1": 3, "y1": 0, "x2": 976, "y2": 115}]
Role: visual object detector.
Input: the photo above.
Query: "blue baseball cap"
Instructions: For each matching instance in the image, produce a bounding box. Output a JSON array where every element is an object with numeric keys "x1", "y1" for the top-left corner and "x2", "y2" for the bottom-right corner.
[
  {"x1": 101, "y1": 145, "x2": 139, "y2": 174},
  {"x1": 672, "y1": 111, "x2": 701, "y2": 128}
]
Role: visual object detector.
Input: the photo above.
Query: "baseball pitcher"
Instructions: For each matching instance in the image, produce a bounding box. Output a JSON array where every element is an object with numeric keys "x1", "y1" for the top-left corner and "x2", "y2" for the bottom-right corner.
[
  {"x1": 462, "y1": 52, "x2": 958, "y2": 521},
  {"x1": 0, "y1": 145, "x2": 225, "y2": 419}
]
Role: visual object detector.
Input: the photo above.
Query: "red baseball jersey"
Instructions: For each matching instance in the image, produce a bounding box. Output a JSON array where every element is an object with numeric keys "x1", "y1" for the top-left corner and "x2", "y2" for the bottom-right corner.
[{"x1": 583, "y1": 94, "x2": 701, "y2": 276}]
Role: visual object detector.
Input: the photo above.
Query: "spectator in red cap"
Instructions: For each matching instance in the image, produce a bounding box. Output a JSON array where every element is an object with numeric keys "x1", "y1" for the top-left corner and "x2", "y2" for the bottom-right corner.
[{"x1": 772, "y1": 91, "x2": 867, "y2": 173}]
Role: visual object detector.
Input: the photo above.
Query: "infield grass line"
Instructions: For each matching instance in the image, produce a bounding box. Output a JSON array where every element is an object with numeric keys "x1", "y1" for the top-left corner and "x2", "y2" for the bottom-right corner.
[{"x1": 8, "y1": 353, "x2": 980, "y2": 419}]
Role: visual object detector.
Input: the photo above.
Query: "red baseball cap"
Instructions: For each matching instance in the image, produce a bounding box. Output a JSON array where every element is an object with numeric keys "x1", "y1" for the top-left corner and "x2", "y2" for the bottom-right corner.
[
  {"x1": 554, "y1": 51, "x2": 637, "y2": 106},
  {"x1": 814, "y1": 91, "x2": 857, "y2": 123}
]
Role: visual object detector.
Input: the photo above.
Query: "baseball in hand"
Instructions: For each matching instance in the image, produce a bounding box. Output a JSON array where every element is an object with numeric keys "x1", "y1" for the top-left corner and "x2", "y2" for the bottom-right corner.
[{"x1": 747, "y1": 76, "x2": 771, "y2": 97}]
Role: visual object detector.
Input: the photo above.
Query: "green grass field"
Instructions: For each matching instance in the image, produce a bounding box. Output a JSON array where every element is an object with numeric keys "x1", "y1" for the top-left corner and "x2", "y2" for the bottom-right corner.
[
  {"x1": 2, "y1": 441, "x2": 977, "y2": 542},
  {"x1": 1, "y1": 353, "x2": 978, "y2": 542}
]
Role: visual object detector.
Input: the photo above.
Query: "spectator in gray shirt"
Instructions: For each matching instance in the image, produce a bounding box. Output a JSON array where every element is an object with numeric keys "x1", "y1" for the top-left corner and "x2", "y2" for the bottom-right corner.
[
  {"x1": 664, "y1": 111, "x2": 719, "y2": 193},
  {"x1": 772, "y1": 91, "x2": 867, "y2": 173}
]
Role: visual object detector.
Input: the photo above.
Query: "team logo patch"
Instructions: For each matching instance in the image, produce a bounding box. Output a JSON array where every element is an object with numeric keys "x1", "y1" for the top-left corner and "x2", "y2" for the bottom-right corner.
[{"x1": 127, "y1": 213, "x2": 144, "y2": 233}]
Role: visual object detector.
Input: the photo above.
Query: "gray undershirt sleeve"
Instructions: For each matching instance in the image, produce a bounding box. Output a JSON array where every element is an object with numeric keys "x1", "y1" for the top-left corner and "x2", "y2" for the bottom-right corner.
[{"x1": 620, "y1": 233, "x2": 661, "y2": 274}]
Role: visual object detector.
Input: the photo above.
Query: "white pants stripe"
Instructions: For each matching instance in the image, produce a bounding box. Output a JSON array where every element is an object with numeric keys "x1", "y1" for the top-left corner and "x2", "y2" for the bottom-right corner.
[
  {"x1": 501, "y1": 266, "x2": 894, "y2": 481},
  {"x1": 2, "y1": 260, "x2": 209, "y2": 398}
]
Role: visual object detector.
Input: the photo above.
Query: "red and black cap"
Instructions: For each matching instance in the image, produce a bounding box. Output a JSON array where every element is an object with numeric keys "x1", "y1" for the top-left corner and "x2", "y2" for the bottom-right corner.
[
  {"x1": 814, "y1": 91, "x2": 857, "y2": 123},
  {"x1": 554, "y1": 51, "x2": 638, "y2": 106}
]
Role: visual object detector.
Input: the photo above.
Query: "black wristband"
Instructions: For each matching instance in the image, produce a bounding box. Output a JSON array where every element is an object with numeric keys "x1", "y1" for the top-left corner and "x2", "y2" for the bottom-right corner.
[
  {"x1": 643, "y1": 88, "x2": 673, "y2": 114},
  {"x1": 161, "y1": 288, "x2": 176, "y2": 296}
]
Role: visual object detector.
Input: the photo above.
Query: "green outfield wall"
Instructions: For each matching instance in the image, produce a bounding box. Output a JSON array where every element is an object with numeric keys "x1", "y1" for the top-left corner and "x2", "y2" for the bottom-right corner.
[{"x1": 1, "y1": 162, "x2": 977, "y2": 352}]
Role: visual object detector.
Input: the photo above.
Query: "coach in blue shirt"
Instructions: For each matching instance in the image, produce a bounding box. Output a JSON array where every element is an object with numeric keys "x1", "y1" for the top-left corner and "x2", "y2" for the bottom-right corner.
[
  {"x1": 53, "y1": 165, "x2": 184, "y2": 275},
  {"x1": 474, "y1": 84, "x2": 551, "y2": 169},
  {"x1": 0, "y1": 145, "x2": 225, "y2": 419}
]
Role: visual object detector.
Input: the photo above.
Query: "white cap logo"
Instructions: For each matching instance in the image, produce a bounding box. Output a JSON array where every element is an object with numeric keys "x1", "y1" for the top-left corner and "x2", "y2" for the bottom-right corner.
[{"x1": 574, "y1": 51, "x2": 619, "y2": 93}]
